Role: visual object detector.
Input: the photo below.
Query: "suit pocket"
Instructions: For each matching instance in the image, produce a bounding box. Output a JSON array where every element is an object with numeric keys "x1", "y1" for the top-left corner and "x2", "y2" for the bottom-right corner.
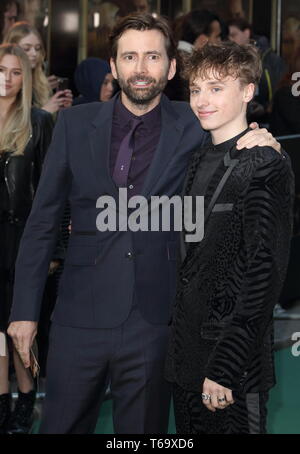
[
  {"x1": 64, "y1": 245, "x2": 96, "y2": 266},
  {"x1": 212, "y1": 203, "x2": 233, "y2": 213}
]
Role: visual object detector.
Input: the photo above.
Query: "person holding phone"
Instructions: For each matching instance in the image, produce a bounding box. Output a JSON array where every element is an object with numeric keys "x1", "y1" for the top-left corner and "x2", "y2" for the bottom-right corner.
[
  {"x1": 3, "y1": 21, "x2": 73, "y2": 113},
  {"x1": 0, "y1": 43, "x2": 55, "y2": 434}
]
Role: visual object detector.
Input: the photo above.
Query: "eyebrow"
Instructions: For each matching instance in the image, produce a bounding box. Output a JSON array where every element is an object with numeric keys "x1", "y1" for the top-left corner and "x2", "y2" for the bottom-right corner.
[
  {"x1": 190, "y1": 80, "x2": 226, "y2": 87},
  {"x1": 0, "y1": 65, "x2": 22, "y2": 70},
  {"x1": 120, "y1": 51, "x2": 162, "y2": 57}
]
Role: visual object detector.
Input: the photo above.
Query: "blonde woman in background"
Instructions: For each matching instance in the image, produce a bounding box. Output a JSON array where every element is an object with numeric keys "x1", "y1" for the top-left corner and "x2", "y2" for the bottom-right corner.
[
  {"x1": 0, "y1": 44, "x2": 55, "y2": 434},
  {"x1": 4, "y1": 21, "x2": 73, "y2": 113}
]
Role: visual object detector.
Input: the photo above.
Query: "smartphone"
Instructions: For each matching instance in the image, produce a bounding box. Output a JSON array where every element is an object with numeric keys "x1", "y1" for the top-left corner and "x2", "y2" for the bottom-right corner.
[{"x1": 56, "y1": 77, "x2": 69, "y2": 93}]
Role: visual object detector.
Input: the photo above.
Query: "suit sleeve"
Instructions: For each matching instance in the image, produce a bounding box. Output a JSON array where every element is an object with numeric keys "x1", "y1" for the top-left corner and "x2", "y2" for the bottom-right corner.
[
  {"x1": 9, "y1": 110, "x2": 72, "y2": 322},
  {"x1": 206, "y1": 152, "x2": 294, "y2": 390}
]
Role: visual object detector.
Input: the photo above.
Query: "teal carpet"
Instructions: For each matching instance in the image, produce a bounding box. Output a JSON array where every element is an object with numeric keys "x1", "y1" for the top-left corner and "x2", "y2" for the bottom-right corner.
[
  {"x1": 95, "y1": 347, "x2": 300, "y2": 434},
  {"x1": 32, "y1": 347, "x2": 300, "y2": 434}
]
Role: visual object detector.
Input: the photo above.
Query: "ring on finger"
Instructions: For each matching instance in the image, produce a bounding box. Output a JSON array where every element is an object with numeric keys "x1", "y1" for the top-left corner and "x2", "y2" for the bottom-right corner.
[{"x1": 201, "y1": 393, "x2": 211, "y2": 401}]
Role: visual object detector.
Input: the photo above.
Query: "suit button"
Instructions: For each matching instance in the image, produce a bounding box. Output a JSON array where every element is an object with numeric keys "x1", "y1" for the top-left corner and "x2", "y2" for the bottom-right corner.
[
  {"x1": 125, "y1": 252, "x2": 133, "y2": 259},
  {"x1": 181, "y1": 277, "x2": 189, "y2": 285}
]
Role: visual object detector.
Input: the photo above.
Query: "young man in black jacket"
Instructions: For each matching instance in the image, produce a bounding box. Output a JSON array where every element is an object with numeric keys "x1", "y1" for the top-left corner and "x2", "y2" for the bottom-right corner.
[{"x1": 165, "y1": 41, "x2": 294, "y2": 434}]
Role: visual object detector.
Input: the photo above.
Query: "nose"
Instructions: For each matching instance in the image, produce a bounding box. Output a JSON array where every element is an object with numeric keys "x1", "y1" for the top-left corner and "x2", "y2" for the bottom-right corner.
[
  {"x1": 5, "y1": 70, "x2": 11, "y2": 82},
  {"x1": 135, "y1": 57, "x2": 147, "y2": 75},
  {"x1": 29, "y1": 47, "x2": 37, "y2": 58},
  {"x1": 195, "y1": 90, "x2": 210, "y2": 107}
]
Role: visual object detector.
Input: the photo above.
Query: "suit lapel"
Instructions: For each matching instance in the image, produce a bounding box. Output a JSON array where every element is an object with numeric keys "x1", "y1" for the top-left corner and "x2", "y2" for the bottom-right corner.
[
  {"x1": 88, "y1": 96, "x2": 119, "y2": 197},
  {"x1": 141, "y1": 95, "x2": 184, "y2": 199}
]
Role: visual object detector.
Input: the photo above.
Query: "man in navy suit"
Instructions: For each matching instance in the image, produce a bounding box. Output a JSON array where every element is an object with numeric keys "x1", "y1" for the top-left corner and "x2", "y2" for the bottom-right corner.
[{"x1": 7, "y1": 13, "x2": 280, "y2": 434}]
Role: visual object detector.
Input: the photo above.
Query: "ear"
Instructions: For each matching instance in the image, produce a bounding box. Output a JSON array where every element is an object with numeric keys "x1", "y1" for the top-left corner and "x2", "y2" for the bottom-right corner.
[
  {"x1": 110, "y1": 58, "x2": 118, "y2": 80},
  {"x1": 167, "y1": 58, "x2": 177, "y2": 81},
  {"x1": 243, "y1": 83, "x2": 255, "y2": 103},
  {"x1": 194, "y1": 34, "x2": 209, "y2": 49}
]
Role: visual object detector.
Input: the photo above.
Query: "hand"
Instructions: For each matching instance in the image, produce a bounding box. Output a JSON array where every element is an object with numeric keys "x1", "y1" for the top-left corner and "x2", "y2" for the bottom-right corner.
[
  {"x1": 202, "y1": 378, "x2": 234, "y2": 412},
  {"x1": 7, "y1": 321, "x2": 38, "y2": 368},
  {"x1": 47, "y1": 74, "x2": 59, "y2": 91},
  {"x1": 236, "y1": 124, "x2": 281, "y2": 153},
  {"x1": 42, "y1": 90, "x2": 73, "y2": 114},
  {"x1": 60, "y1": 89, "x2": 73, "y2": 108},
  {"x1": 48, "y1": 260, "x2": 60, "y2": 275}
]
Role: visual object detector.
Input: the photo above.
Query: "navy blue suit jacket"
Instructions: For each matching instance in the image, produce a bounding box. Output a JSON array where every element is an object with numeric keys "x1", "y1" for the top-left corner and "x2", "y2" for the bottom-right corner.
[{"x1": 10, "y1": 94, "x2": 208, "y2": 328}]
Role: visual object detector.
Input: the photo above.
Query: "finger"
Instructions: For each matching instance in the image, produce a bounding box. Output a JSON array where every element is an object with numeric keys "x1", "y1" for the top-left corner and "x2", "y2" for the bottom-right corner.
[
  {"x1": 18, "y1": 349, "x2": 31, "y2": 368},
  {"x1": 249, "y1": 122, "x2": 259, "y2": 129},
  {"x1": 225, "y1": 390, "x2": 234, "y2": 405},
  {"x1": 205, "y1": 400, "x2": 216, "y2": 412},
  {"x1": 217, "y1": 394, "x2": 228, "y2": 410},
  {"x1": 211, "y1": 393, "x2": 219, "y2": 409},
  {"x1": 202, "y1": 388, "x2": 215, "y2": 412}
]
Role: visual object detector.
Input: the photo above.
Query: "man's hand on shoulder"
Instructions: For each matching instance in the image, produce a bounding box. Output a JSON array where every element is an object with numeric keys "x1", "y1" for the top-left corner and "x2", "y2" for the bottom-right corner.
[
  {"x1": 7, "y1": 321, "x2": 38, "y2": 368},
  {"x1": 236, "y1": 123, "x2": 281, "y2": 153}
]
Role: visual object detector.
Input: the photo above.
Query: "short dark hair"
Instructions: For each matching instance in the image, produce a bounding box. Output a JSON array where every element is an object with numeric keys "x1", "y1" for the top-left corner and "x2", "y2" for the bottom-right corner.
[
  {"x1": 181, "y1": 9, "x2": 220, "y2": 45},
  {"x1": 109, "y1": 12, "x2": 177, "y2": 60},
  {"x1": 183, "y1": 41, "x2": 262, "y2": 87},
  {"x1": 227, "y1": 18, "x2": 252, "y2": 35}
]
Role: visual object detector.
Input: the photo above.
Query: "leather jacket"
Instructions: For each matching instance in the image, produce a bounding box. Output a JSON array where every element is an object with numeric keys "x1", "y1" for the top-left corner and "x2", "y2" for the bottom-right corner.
[
  {"x1": 3, "y1": 107, "x2": 54, "y2": 223},
  {"x1": 2, "y1": 107, "x2": 65, "y2": 261}
]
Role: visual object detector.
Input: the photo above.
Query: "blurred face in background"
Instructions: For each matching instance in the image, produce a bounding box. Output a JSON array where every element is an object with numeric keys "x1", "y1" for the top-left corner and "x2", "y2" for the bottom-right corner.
[
  {"x1": 3, "y1": 2, "x2": 18, "y2": 37},
  {"x1": 18, "y1": 32, "x2": 42, "y2": 69},
  {"x1": 0, "y1": 54, "x2": 23, "y2": 98},
  {"x1": 133, "y1": 0, "x2": 150, "y2": 13},
  {"x1": 194, "y1": 20, "x2": 222, "y2": 49},
  {"x1": 100, "y1": 73, "x2": 114, "y2": 101},
  {"x1": 228, "y1": 26, "x2": 251, "y2": 45}
]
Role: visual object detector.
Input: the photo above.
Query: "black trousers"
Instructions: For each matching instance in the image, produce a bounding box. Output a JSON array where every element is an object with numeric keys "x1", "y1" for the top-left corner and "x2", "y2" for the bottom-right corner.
[
  {"x1": 40, "y1": 306, "x2": 171, "y2": 434},
  {"x1": 173, "y1": 383, "x2": 269, "y2": 434}
]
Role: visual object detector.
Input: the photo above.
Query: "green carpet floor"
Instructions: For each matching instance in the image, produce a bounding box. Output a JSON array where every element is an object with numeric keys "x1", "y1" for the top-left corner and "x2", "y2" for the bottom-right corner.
[
  {"x1": 95, "y1": 347, "x2": 300, "y2": 434},
  {"x1": 32, "y1": 347, "x2": 300, "y2": 434}
]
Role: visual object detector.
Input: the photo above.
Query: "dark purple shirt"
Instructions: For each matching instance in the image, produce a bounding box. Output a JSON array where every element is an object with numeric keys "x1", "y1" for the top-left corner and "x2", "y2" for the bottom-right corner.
[{"x1": 110, "y1": 96, "x2": 161, "y2": 196}]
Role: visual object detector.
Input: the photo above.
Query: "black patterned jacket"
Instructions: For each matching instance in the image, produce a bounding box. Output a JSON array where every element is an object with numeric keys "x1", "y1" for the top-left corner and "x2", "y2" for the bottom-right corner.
[{"x1": 165, "y1": 141, "x2": 294, "y2": 394}]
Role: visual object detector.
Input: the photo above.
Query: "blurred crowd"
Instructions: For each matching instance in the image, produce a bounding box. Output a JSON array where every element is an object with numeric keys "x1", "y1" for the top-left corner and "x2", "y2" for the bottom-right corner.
[{"x1": 0, "y1": 0, "x2": 299, "y2": 435}]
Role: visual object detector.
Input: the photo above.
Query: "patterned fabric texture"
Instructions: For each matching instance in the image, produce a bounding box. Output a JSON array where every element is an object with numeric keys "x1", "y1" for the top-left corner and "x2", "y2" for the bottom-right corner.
[
  {"x1": 173, "y1": 383, "x2": 269, "y2": 434},
  {"x1": 165, "y1": 144, "x2": 294, "y2": 395}
]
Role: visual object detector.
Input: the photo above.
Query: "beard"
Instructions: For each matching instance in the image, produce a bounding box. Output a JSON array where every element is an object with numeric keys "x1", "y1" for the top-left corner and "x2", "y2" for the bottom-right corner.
[{"x1": 117, "y1": 72, "x2": 169, "y2": 106}]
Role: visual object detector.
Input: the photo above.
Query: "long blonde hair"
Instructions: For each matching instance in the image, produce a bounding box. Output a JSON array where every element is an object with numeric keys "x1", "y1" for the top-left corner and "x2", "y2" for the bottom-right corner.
[
  {"x1": 0, "y1": 44, "x2": 32, "y2": 156},
  {"x1": 4, "y1": 21, "x2": 51, "y2": 108}
]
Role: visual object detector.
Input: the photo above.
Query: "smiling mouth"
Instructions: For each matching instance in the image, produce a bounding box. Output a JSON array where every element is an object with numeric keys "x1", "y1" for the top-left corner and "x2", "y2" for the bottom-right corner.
[{"x1": 198, "y1": 111, "x2": 216, "y2": 117}]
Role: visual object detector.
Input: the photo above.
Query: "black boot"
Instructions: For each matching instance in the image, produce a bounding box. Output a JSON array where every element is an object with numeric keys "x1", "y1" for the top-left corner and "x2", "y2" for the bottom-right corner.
[
  {"x1": 7, "y1": 389, "x2": 36, "y2": 434},
  {"x1": 0, "y1": 393, "x2": 11, "y2": 434}
]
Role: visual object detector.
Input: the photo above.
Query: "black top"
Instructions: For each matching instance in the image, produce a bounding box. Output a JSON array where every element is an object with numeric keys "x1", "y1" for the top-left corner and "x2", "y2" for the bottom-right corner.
[{"x1": 0, "y1": 152, "x2": 10, "y2": 219}]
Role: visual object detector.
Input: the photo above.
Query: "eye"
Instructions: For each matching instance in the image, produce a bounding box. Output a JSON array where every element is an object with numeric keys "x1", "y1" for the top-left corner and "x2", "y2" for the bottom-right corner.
[
  {"x1": 35, "y1": 46, "x2": 42, "y2": 51},
  {"x1": 149, "y1": 54, "x2": 159, "y2": 60},
  {"x1": 212, "y1": 87, "x2": 222, "y2": 92},
  {"x1": 124, "y1": 55, "x2": 134, "y2": 61},
  {"x1": 190, "y1": 89, "x2": 200, "y2": 95},
  {"x1": 13, "y1": 71, "x2": 22, "y2": 76}
]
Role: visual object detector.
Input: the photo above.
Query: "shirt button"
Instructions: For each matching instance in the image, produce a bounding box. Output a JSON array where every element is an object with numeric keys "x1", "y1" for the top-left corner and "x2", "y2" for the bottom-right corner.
[
  {"x1": 129, "y1": 184, "x2": 134, "y2": 190},
  {"x1": 125, "y1": 252, "x2": 133, "y2": 259}
]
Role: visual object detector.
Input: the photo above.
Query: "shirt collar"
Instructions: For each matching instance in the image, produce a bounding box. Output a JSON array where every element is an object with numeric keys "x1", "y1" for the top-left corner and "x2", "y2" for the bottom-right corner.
[{"x1": 114, "y1": 94, "x2": 161, "y2": 130}]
